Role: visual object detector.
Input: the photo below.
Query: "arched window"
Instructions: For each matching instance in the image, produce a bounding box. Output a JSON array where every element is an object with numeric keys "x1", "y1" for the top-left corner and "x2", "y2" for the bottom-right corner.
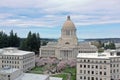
[{"x1": 65, "y1": 42, "x2": 70, "y2": 45}]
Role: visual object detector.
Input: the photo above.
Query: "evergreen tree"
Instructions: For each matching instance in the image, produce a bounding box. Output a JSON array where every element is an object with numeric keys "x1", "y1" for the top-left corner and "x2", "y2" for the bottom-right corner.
[
  {"x1": 19, "y1": 31, "x2": 41, "y2": 54},
  {"x1": 109, "y1": 43, "x2": 116, "y2": 49},
  {"x1": 104, "y1": 42, "x2": 116, "y2": 50},
  {"x1": 0, "y1": 31, "x2": 9, "y2": 48},
  {"x1": 8, "y1": 30, "x2": 20, "y2": 47}
]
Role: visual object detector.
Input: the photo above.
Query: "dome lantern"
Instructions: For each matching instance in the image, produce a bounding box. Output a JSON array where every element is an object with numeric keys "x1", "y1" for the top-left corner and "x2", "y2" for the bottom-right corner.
[{"x1": 67, "y1": 16, "x2": 71, "y2": 20}]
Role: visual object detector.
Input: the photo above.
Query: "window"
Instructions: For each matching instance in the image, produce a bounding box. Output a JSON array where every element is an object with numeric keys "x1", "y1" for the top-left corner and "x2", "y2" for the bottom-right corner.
[
  {"x1": 92, "y1": 65, "x2": 94, "y2": 68},
  {"x1": 100, "y1": 61, "x2": 102, "y2": 63},
  {"x1": 88, "y1": 77, "x2": 90, "y2": 80},
  {"x1": 104, "y1": 61, "x2": 106, "y2": 63},
  {"x1": 96, "y1": 71, "x2": 98, "y2": 75},
  {"x1": 84, "y1": 76, "x2": 86, "y2": 79},
  {"x1": 96, "y1": 61, "x2": 98, "y2": 63},
  {"x1": 104, "y1": 66, "x2": 106, "y2": 69},
  {"x1": 84, "y1": 65, "x2": 86, "y2": 68},
  {"x1": 91, "y1": 77, "x2": 94, "y2": 80},
  {"x1": 96, "y1": 77, "x2": 98, "y2": 80},
  {"x1": 113, "y1": 69, "x2": 115, "y2": 73},
  {"x1": 100, "y1": 65, "x2": 102, "y2": 69},
  {"x1": 65, "y1": 42, "x2": 70, "y2": 45},
  {"x1": 110, "y1": 64, "x2": 112, "y2": 67},
  {"x1": 88, "y1": 60, "x2": 90, "y2": 62},
  {"x1": 117, "y1": 69, "x2": 119, "y2": 72},
  {"x1": 84, "y1": 60, "x2": 86, "y2": 62},
  {"x1": 88, "y1": 65, "x2": 90, "y2": 68},
  {"x1": 92, "y1": 71, "x2": 94, "y2": 74},
  {"x1": 80, "y1": 70, "x2": 82, "y2": 73},
  {"x1": 80, "y1": 76, "x2": 82, "y2": 79},
  {"x1": 84, "y1": 70, "x2": 86, "y2": 74},
  {"x1": 117, "y1": 75, "x2": 119, "y2": 78},
  {"x1": 113, "y1": 64, "x2": 115, "y2": 67},
  {"x1": 110, "y1": 70, "x2": 112, "y2": 73},
  {"x1": 100, "y1": 71, "x2": 102, "y2": 75},
  {"x1": 8, "y1": 75, "x2": 10, "y2": 80},
  {"x1": 104, "y1": 72, "x2": 106, "y2": 75},
  {"x1": 117, "y1": 64, "x2": 119, "y2": 67},
  {"x1": 88, "y1": 71, "x2": 90, "y2": 74},
  {"x1": 96, "y1": 65, "x2": 98, "y2": 69},
  {"x1": 80, "y1": 65, "x2": 82, "y2": 68}
]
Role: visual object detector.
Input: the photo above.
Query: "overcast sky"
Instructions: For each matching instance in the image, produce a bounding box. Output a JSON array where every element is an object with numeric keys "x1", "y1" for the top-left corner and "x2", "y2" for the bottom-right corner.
[{"x1": 0, "y1": 0, "x2": 120, "y2": 39}]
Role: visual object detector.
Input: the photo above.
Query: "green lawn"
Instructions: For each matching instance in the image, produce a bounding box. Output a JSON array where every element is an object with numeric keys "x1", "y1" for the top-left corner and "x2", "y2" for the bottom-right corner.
[
  {"x1": 28, "y1": 66, "x2": 44, "y2": 74},
  {"x1": 62, "y1": 67, "x2": 76, "y2": 80},
  {"x1": 27, "y1": 66, "x2": 76, "y2": 80},
  {"x1": 62, "y1": 67, "x2": 76, "y2": 73},
  {"x1": 52, "y1": 74, "x2": 68, "y2": 80}
]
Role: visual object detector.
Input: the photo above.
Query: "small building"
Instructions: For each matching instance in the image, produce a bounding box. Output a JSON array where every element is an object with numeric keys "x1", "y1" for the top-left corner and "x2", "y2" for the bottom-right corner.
[
  {"x1": 115, "y1": 43, "x2": 120, "y2": 49},
  {"x1": 0, "y1": 47, "x2": 35, "y2": 72},
  {"x1": 77, "y1": 50, "x2": 120, "y2": 80},
  {"x1": 0, "y1": 68, "x2": 62, "y2": 80}
]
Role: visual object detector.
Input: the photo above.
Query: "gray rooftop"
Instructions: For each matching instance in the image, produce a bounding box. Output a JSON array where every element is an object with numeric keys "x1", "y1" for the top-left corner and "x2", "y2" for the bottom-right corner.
[
  {"x1": 0, "y1": 68, "x2": 19, "y2": 74},
  {"x1": 0, "y1": 47, "x2": 34, "y2": 56},
  {"x1": 15, "y1": 73, "x2": 49, "y2": 80}
]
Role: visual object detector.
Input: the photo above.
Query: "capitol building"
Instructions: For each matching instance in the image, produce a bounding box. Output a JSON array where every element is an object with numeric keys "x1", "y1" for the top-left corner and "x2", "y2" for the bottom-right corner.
[{"x1": 40, "y1": 16, "x2": 98, "y2": 59}]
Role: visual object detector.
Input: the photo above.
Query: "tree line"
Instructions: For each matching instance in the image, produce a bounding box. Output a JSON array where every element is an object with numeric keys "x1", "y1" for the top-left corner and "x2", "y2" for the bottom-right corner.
[
  {"x1": 91, "y1": 40, "x2": 116, "y2": 52},
  {"x1": 0, "y1": 30, "x2": 41, "y2": 55}
]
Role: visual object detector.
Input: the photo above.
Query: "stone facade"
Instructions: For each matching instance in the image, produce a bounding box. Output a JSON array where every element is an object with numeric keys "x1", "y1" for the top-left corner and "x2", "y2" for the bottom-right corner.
[
  {"x1": 0, "y1": 47, "x2": 35, "y2": 72},
  {"x1": 77, "y1": 50, "x2": 120, "y2": 80},
  {"x1": 40, "y1": 16, "x2": 98, "y2": 59}
]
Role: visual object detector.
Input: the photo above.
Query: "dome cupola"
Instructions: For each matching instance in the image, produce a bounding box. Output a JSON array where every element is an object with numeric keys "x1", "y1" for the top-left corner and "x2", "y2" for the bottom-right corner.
[
  {"x1": 58, "y1": 16, "x2": 78, "y2": 46},
  {"x1": 62, "y1": 16, "x2": 76, "y2": 30}
]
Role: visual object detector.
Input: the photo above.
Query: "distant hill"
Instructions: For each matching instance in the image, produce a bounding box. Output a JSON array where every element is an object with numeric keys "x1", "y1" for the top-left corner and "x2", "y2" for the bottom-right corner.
[
  {"x1": 40, "y1": 38, "x2": 120, "y2": 43},
  {"x1": 41, "y1": 38, "x2": 57, "y2": 42},
  {"x1": 85, "y1": 38, "x2": 120, "y2": 43}
]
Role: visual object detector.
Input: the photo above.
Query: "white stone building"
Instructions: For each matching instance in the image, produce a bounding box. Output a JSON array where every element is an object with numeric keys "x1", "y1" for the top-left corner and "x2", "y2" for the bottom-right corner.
[
  {"x1": 77, "y1": 50, "x2": 120, "y2": 80},
  {"x1": 40, "y1": 16, "x2": 98, "y2": 59},
  {"x1": 0, "y1": 47, "x2": 35, "y2": 72},
  {"x1": 115, "y1": 43, "x2": 120, "y2": 49},
  {"x1": 0, "y1": 68, "x2": 62, "y2": 80}
]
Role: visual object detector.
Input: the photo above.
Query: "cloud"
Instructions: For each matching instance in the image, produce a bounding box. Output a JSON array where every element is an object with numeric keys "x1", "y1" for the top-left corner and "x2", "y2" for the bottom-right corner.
[{"x1": 0, "y1": 0, "x2": 120, "y2": 27}]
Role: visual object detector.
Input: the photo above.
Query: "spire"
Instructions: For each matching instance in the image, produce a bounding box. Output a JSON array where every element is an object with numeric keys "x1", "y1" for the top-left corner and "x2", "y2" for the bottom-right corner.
[{"x1": 67, "y1": 16, "x2": 71, "y2": 20}]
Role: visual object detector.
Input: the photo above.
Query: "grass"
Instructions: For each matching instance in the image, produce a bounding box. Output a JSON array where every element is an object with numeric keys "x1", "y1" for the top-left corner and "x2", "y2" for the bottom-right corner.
[
  {"x1": 62, "y1": 67, "x2": 76, "y2": 73},
  {"x1": 27, "y1": 66, "x2": 76, "y2": 80},
  {"x1": 52, "y1": 74, "x2": 68, "y2": 80},
  {"x1": 62, "y1": 67, "x2": 76, "y2": 80},
  {"x1": 28, "y1": 66, "x2": 44, "y2": 74}
]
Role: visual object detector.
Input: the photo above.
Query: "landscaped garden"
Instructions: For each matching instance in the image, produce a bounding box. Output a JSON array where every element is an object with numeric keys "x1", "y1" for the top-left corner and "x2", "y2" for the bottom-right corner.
[{"x1": 27, "y1": 57, "x2": 76, "y2": 80}]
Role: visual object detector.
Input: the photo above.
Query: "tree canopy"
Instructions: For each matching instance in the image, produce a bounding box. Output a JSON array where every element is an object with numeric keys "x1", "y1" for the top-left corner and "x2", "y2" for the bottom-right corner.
[
  {"x1": 19, "y1": 31, "x2": 40, "y2": 55},
  {"x1": 0, "y1": 30, "x2": 20, "y2": 48}
]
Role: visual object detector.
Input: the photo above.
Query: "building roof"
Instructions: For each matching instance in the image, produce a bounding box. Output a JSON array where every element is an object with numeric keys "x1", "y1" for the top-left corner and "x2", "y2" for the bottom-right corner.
[
  {"x1": 50, "y1": 77, "x2": 63, "y2": 80},
  {"x1": 0, "y1": 68, "x2": 63, "y2": 80},
  {"x1": 77, "y1": 51, "x2": 120, "y2": 59},
  {"x1": 15, "y1": 73, "x2": 49, "y2": 80},
  {"x1": 62, "y1": 16, "x2": 76, "y2": 30},
  {"x1": 0, "y1": 68, "x2": 19, "y2": 74},
  {"x1": 0, "y1": 47, "x2": 34, "y2": 56}
]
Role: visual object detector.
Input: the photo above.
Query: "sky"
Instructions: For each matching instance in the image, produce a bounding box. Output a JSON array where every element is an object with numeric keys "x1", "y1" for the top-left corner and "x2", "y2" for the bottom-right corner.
[{"x1": 0, "y1": 0, "x2": 120, "y2": 39}]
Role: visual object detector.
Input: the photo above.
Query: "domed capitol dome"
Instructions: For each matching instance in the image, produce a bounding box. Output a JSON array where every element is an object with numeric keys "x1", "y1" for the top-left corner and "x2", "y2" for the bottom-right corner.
[{"x1": 62, "y1": 16, "x2": 76, "y2": 30}]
